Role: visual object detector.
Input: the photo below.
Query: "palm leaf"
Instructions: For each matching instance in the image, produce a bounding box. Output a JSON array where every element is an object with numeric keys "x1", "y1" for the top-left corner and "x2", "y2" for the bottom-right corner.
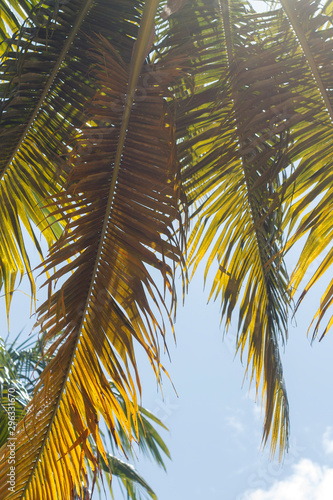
[
  {"x1": 0, "y1": 332, "x2": 49, "y2": 448},
  {"x1": 102, "y1": 455, "x2": 157, "y2": 500},
  {"x1": 273, "y1": 0, "x2": 333, "y2": 340},
  {"x1": 105, "y1": 385, "x2": 170, "y2": 471},
  {"x1": 0, "y1": 2, "x2": 186, "y2": 496},
  {"x1": 95, "y1": 389, "x2": 170, "y2": 500},
  {"x1": 157, "y1": 0, "x2": 300, "y2": 457},
  {"x1": 0, "y1": 337, "x2": 29, "y2": 448},
  {"x1": 0, "y1": 0, "x2": 90, "y2": 311},
  {"x1": 0, "y1": 0, "x2": 41, "y2": 54},
  {"x1": 1, "y1": 0, "x2": 333, "y2": 489},
  {"x1": 161, "y1": 0, "x2": 333, "y2": 456}
]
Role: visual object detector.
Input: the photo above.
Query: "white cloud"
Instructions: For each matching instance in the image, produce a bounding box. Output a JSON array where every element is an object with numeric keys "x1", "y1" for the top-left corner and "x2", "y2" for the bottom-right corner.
[
  {"x1": 225, "y1": 415, "x2": 244, "y2": 434},
  {"x1": 322, "y1": 426, "x2": 333, "y2": 455},
  {"x1": 251, "y1": 403, "x2": 262, "y2": 421},
  {"x1": 243, "y1": 386, "x2": 263, "y2": 421},
  {"x1": 240, "y1": 459, "x2": 333, "y2": 500}
]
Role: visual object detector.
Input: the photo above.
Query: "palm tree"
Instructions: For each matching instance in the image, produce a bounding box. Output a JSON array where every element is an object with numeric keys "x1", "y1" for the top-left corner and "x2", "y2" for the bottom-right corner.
[
  {"x1": 0, "y1": 333, "x2": 170, "y2": 499},
  {"x1": 1, "y1": 0, "x2": 333, "y2": 497}
]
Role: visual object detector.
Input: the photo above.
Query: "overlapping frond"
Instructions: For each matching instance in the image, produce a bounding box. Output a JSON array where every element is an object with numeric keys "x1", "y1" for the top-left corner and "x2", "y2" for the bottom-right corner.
[
  {"x1": 0, "y1": 332, "x2": 50, "y2": 448},
  {"x1": 0, "y1": 0, "x2": 41, "y2": 53},
  {"x1": 157, "y1": 0, "x2": 303, "y2": 457},
  {"x1": 0, "y1": 0, "x2": 84, "y2": 309},
  {"x1": 108, "y1": 389, "x2": 171, "y2": 471},
  {"x1": 0, "y1": 3, "x2": 186, "y2": 493},
  {"x1": 98, "y1": 387, "x2": 170, "y2": 500},
  {"x1": 101, "y1": 454, "x2": 157, "y2": 500},
  {"x1": 158, "y1": 0, "x2": 333, "y2": 455},
  {"x1": 0, "y1": 337, "x2": 29, "y2": 448}
]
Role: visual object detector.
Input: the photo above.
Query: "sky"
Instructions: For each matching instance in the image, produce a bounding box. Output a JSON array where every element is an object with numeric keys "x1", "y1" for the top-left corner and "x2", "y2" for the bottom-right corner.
[
  {"x1": 128, "y1": 255, "x2": 333, "y2": 500},
  {"x1": 2, "y1": 236, "x2": 333, "y2": 500}
]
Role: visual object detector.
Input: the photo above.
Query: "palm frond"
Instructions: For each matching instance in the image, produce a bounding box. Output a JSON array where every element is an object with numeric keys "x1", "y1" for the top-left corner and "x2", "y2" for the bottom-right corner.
[
  {"x1": 1, "y1": 0, "x2": 333, "y2": 488},
  {"x1": 0, "y1": 3, "x2": 186, "y2": 495},
  {"x1": 0, "y1": 332, "x2": 48, "y2": 448},
  {"x1": 162, "y1": 0, "x2": 333, "y2": 455},
  {"x1": 105, "y1": 385, "x2": 170, "y2": 471},
  {"x1": 95, "y1": 388, "x2": 170, "y2": 500},
  {"x1": 157, "y1": 0, "x2": 299, "y2": 457},
  {"x1": 273, "y1": 0, "x2": 333, "y2": 340},
  {"x1": 0, "y1": 338, "x2": 28, "y2": 448},
  {"x1": 0, "y1": 0, "x2": 41, "y2": 53},
  {"x1": 102, "y1": 455, "x2": 157, "y2": 500}
]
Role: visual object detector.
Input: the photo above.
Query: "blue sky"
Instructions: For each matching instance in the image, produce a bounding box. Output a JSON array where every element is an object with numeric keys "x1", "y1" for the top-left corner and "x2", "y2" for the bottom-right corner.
[{"x1": 129, "y1": 257, "x2": 333, "y2": 500}]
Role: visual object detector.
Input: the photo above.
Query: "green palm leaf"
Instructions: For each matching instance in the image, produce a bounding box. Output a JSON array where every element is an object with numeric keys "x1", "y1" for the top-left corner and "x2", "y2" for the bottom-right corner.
[
  {"x1": 102, "y1": 455, "x2": 157, "y2": 500},
  {"x1": 162, "y1": 0, "x2": 333, "y2": 456},
  {"x1": 0, "y1": 332, "x2": 49, "y2": 448},
  {"x1": 0, "y1": 0, "x2": 41, "y2": 53}
]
